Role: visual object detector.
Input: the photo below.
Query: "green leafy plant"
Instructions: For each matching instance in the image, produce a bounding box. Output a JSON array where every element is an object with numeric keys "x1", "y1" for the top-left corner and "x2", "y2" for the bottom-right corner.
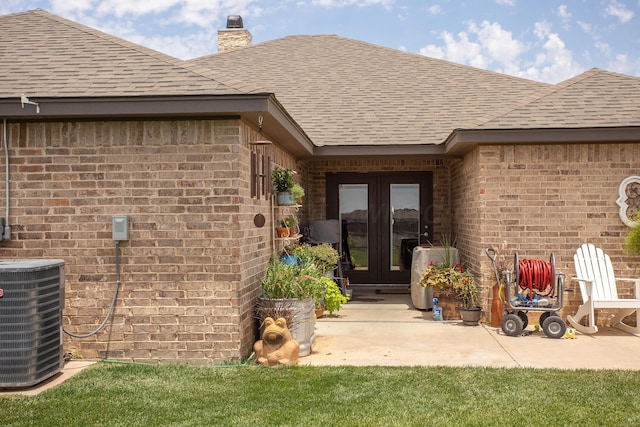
[
  {"x1": 290, "y1": 183, "x2": 305, "y2": 203},
  {"x1": 293, "y1": 243, "x2": 340, "y2": 274},
  {"x1": 260, "y1": 258, "x2": 323, "y2": 301},
  {"x1": 279, "y1": 216, "x2": 299, "y2": 228},
  {"x1": 272, "y1": 166, "x2": 294, "y2": 193},
  {"x1": 417, "y1": 262, "x2": 478, "y2": 309},
  {"x1": 322, "y1": 279, "x2": 349, "y2": 314},
  {"x1": 625, "y1": 210, "x2": 640, "y2": 255}
]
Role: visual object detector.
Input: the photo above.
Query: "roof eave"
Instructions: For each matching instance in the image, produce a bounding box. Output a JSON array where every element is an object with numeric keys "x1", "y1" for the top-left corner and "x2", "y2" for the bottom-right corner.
[
  {"x1": 0, "y1": 94, "x2": 315, "y2": 158},
  {"x1": 312, "y1": 144, "x2": 451, "y2": 159},
  {"x1": 445, "y1": 126, "x2": 640, "y2": 155}
]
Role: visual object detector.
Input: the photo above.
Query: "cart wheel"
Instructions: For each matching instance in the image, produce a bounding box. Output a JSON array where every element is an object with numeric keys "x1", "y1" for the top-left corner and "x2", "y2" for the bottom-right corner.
[
  {"x1": 542, "y1": 315, "x2": 566, "y2": 339},
  {"x1": 516, "y1": 311, "x2": 529, "y2": 329},
  {"x1": 502, "y1": 313, "x2": 524, "y2": 337},
  {"x1": 539, "y1": 311, "x2": 551, "y2": 325}
]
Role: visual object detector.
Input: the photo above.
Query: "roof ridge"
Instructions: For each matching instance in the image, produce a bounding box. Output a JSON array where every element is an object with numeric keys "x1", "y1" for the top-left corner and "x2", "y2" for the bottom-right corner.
[
  {"x1": 194, "y1": 33, "x2": 551, "y2": 87},
  {"x1": 466, "y1": 84, "x2": 556, "y2": 129},
  {"x1": 30, "y1": 9, "x2": 256, "y2": 95}
]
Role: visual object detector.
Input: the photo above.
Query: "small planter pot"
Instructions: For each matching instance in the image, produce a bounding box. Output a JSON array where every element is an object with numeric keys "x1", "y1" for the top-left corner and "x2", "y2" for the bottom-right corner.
[
  {"x1": 275, "y1": 226, "x2": 292, "y2": 238},
  {"x1": 280, "y1": 254, "x2": 298, "y2": 265},
  {"x1": 460, "y1": 307, "x2": 482, "y2": 326},
  {"x1": 277, "y1": 192, "x2": 295, "y2": 206}
]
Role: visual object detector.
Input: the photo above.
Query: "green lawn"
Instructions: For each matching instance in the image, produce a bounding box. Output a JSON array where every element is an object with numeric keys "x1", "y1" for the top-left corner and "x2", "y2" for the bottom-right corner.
[{"x1": 2, "y1": 362, "x2": 639, "y2": 426}]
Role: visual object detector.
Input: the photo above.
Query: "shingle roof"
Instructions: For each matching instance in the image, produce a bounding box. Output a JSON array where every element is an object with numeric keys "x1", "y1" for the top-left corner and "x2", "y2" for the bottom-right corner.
[
  {"x1": 0, "y1": 9, "x2": 250, "y2": 98},
  {"x1": 190, "y1": 35, "x2": 551, "y2": 146},
  {"x1": 476, "y1": 68, "x2": 640, "y2": 129}
]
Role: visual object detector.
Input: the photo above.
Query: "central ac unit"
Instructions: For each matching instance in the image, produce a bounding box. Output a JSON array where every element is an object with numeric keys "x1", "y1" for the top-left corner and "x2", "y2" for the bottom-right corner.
[{"x1": 0, "y1": 259, "x2": 65, "y2": 388}]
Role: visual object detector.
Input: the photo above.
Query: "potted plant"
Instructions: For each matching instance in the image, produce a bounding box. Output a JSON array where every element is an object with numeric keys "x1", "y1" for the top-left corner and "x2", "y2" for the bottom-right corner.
[
  {"x1": 417, "y1": 261, "x2": 480, "y2": 325},
  {"x1": 322, "y1": 277, "x2": 349, "y2": 315},
  {"x1": 272, "y1": 166, "x2": 295, "y2": 205},
  {"x1": 257, "y1": 258, "x2": 324, "y2": 356},
  {"x1": 312, "y1": 275, "x2": 349, "y2": 318},
  {"x1": 293, "y1": 243, "x2": 340, "y2": 275},
  {"x1": 277, "y1": 216, "x2": 298, "y2": 238},
  {"x1": 290, "y1": 183, "x2": 305, "y2": 205}
]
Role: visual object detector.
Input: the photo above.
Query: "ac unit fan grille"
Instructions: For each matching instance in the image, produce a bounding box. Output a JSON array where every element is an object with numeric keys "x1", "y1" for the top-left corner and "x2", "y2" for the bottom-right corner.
[{"x1": 0, "y1": 260, "x2": 64, "y2": 388}]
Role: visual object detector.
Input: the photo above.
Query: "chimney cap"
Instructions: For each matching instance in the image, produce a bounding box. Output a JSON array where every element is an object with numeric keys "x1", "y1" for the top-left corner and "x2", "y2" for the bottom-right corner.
[{"x1": 226, "y1": 15, "x2": 243, "y2": 29}]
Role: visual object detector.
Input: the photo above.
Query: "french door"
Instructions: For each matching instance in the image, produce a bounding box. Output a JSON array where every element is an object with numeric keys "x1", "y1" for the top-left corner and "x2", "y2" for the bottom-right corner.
[{"x1": 326, "y1": 172, "x2": 433, "y2": 285}]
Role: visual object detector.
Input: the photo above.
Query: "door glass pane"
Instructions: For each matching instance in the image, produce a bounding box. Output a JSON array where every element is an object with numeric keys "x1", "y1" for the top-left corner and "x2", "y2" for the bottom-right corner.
[
  {"x1": 390, "y1": 184, "x2": 420, "y2": 271},
  {"x1": 339, "y1": 184, "x2": 368, "y2": 270}
]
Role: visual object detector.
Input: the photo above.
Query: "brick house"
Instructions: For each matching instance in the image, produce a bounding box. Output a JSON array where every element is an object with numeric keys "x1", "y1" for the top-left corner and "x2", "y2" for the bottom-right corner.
[{"x1": 0, "y1": 10, "x2": 638, "y2": 364}]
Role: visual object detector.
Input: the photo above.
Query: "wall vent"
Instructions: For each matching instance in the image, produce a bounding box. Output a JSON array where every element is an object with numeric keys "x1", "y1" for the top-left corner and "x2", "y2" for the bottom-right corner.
[{"x1": 0, "y1": 259, "x2": 65, "y2": 388}]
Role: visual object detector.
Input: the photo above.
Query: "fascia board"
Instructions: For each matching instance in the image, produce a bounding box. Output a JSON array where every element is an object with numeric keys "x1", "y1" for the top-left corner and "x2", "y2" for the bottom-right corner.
[
  {"x1": 446, "y1": 127, "x2": 640, "y2": 155},
  {"x1": 312, "y1": 144, "x2": 450, "y2": 158},
  {"x1": 0, "y1": 94, "x2": 315, "y2": 157}
]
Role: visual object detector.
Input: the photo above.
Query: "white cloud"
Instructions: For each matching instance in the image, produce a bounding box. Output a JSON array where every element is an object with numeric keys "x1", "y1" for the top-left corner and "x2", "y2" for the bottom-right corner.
[
  {"x1": 595, "y1": 41, "x2": 611, "y2": 56},
  {"x1": 51, "y1": 0, "x2": 261, "y2": 28},
  {"x1": 420, "y1": 21, "x2": 523, "y2": 73},
  {"x1": 0, "y1": 0, "x2": 34, "y2": 15},
  {"x1": 420, "y1": 30, "x2": 485, "y2": 68},
  {"x1": 608, "y1": 53, "x2": 640, "y2": 75},
  {"x1": 470, "y1": 20, "x2": 525, "y2": 65},
  {"x1": 419, "y1": 19, "x2": 585, "y2": 83},
  {"x1": 533, "y1": 21, "x2": 551, "y2": 40},
  {"x1": 311, "y1": 0, "x2": 395, "y2": 8},
  {"x1": 494, "y1": 0, "x2": 515, "y2": 5},
  {"x1": 603, "y1": 0, "x2": 634, "y2": 23},
  {"x1": 427, "y1": 4, "x2": 442, "y2": 15},
  {"x1": 556, "y1": 5, "x2": 571, "y2": 23},
  {"x1": 529, "y1": 32, "x2": 583, "y2": 82},
  {"x1": 577, "y1": 20, "x2": 593, "y2": 33}
]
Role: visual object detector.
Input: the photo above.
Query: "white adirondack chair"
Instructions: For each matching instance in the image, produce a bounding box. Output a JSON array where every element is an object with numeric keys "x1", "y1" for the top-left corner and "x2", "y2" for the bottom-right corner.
[{"x1": 567, "y1": 243, "x2": 640, "y2": 335}]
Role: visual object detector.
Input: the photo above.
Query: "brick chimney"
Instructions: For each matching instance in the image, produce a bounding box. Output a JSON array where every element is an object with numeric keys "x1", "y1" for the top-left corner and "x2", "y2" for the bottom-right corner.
[{"x1": 218, "y1": 15, "x2": 252, "y2": 53}]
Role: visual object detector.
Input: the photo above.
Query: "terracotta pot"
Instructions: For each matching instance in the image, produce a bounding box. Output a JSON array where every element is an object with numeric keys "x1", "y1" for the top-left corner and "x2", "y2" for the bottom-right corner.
[{"x1": 275, "y1": 226, "x2": 291, "y2": 238}]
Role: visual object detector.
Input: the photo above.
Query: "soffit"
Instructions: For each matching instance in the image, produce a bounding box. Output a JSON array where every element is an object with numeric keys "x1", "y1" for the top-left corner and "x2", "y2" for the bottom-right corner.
[{"x1": 189, "y1": 35, "x2": 550, "y2": 147}]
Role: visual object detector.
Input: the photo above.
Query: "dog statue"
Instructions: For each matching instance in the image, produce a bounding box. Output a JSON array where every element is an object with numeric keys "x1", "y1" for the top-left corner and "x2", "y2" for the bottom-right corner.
[{"x1": 254, "y1": 317, "x2": 300, "y2": 366}]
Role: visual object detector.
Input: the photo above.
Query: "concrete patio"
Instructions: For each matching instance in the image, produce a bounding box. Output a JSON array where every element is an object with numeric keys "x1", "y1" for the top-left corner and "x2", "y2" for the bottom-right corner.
[{"x1": 302, "y1": 287, "x2": 640, "y2": 370}]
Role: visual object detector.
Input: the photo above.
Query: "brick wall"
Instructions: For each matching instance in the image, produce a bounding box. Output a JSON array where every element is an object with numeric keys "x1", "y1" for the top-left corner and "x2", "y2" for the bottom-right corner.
[
  {"x1": 453, "y1": 143, "x2": 640, "y2": 325},
  {"x1": 0, "y1": 118, "x2": 286, "y2": 364}
]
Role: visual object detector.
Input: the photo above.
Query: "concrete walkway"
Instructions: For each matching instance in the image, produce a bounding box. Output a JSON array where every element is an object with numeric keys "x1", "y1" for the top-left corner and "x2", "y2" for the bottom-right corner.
[{"x1": 301, "y1": 288, "x2": 640, "y2": 370}]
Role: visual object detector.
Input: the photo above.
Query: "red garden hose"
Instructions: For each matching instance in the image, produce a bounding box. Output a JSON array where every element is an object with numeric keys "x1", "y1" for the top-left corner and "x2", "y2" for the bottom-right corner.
[{"x1": 517, "y1": 258, "x2": 554, "y2": 299}]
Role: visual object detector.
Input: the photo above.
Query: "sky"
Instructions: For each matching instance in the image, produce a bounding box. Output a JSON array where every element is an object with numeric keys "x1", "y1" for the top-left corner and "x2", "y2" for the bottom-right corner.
[{"x1": 2, "y1": 0, "x2": 639, "y2": 84}]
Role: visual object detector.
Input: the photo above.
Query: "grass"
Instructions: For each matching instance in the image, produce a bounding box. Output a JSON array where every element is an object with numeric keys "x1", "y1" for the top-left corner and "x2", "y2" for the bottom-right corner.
[{"x1": 2, "y1": 362, "x2": 639, "y2": 426}]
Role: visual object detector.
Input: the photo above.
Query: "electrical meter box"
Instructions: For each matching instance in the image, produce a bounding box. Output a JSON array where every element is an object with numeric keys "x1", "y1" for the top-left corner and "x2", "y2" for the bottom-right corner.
[{"x1": 112, "y1": 216, "x2": 129, "y2": 241}]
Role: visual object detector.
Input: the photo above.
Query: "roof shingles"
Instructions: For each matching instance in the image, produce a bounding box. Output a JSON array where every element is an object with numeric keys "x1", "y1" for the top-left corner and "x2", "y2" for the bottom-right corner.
[
  {"x1": 0, "y1": 9, "x2": 251, "y2": 98},
  {"x1": 476, "y1": 69, "x2": 640, "y2": 129}
]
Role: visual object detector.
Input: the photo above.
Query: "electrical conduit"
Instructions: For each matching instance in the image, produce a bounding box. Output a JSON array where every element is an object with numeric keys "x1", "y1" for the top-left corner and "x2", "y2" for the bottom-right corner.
[{"x1": 63, "y1": 241, "x2": 122, "y2": 338}]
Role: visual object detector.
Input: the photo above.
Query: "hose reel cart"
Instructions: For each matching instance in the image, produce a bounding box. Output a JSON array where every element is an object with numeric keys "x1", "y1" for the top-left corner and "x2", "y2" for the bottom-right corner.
[{"x1": 493, "y1": 250, "x2": 567, "y2": 338}]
